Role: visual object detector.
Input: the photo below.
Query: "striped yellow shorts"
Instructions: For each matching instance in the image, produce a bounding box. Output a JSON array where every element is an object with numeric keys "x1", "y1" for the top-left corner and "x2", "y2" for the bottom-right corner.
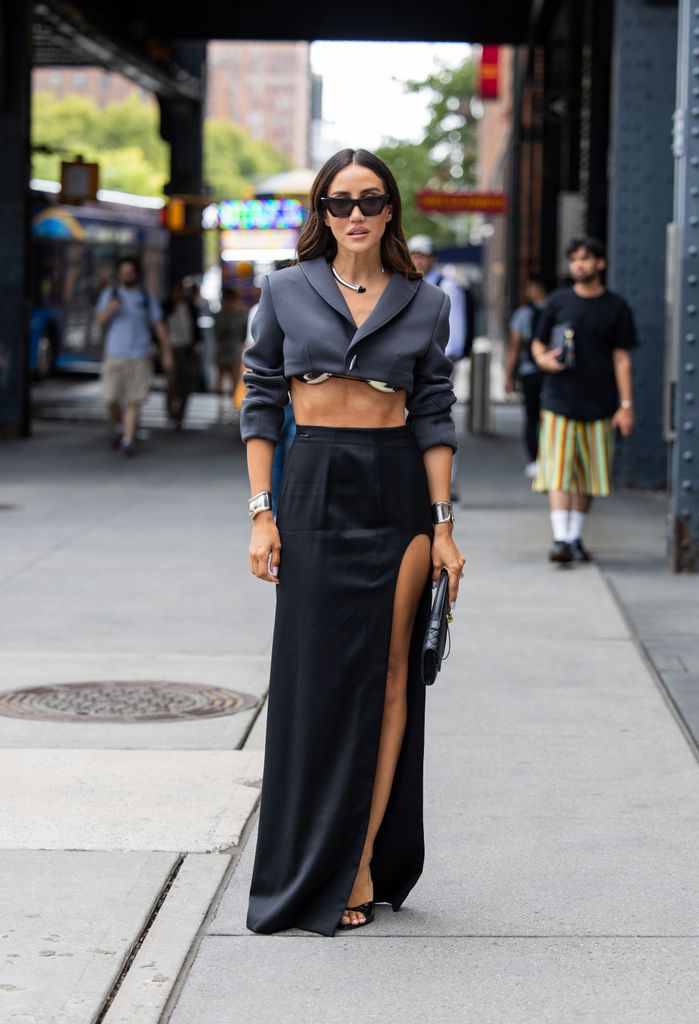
[{"x1": 532, "y1": 410, "x2": 615, "y2": 496}]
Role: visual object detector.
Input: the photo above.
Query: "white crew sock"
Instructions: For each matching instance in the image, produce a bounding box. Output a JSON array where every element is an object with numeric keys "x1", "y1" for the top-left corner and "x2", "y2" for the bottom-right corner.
[
  {"x1": 566, "y1": 510, "x2": 587, "y2": 543},
  {"x1": 550, "y1": 509, "x2": 570, "y2": 542}
]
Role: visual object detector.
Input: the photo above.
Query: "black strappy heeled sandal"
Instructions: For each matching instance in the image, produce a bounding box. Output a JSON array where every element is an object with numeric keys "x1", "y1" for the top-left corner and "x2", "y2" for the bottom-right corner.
[{"x1": 337, "y1": 901, "x2": 375, "y2": 930}]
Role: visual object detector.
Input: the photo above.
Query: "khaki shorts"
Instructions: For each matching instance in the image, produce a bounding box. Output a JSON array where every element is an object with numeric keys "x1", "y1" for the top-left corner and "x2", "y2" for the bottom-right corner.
[{"x1": 102, "y1": 357, "x2": 153, "y2": 405}]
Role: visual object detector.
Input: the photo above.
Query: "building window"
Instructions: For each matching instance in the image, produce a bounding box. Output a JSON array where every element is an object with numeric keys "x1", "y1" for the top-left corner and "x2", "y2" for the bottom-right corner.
[{"x1": 73, "y1": 71, "x2": 86, "y2": 89}]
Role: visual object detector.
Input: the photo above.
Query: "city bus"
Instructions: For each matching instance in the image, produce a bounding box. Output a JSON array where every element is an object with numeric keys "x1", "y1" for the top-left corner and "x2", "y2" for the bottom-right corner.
[{"x1": 29, "y1": 180, "x2": 168, "y2": 376}]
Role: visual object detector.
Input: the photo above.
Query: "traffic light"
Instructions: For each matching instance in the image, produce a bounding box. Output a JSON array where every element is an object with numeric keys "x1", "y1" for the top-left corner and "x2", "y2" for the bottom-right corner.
[{"x1": 161, "y1": 195, "x2": 211, "y2": 234}]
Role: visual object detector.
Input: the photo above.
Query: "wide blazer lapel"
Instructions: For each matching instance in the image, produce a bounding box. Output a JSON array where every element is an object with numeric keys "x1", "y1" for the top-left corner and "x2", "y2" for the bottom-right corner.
[{"x1": 299, "y1": 256, "x2": 421, "y2": 342}]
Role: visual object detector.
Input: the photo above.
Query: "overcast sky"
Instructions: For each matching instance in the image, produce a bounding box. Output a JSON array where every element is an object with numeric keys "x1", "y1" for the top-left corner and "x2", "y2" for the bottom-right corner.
[{"x1": 310, "y1": 41, "x2": 472, "y2": 153}]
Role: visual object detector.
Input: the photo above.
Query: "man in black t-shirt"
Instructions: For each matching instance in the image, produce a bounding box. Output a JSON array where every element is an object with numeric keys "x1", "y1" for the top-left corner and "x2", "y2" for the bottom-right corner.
[{"x1": 531, "y1": 238, "x2": 637, "y2": 563}]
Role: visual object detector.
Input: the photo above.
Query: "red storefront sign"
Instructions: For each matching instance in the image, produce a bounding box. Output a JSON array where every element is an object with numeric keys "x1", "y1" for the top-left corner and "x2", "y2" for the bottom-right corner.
[
  {"x1": 416, "y1": 190, "x2": 508, "y2": 215},
  {"x1": 479, "y1": 45, "x2": 500, "y2": 100}
]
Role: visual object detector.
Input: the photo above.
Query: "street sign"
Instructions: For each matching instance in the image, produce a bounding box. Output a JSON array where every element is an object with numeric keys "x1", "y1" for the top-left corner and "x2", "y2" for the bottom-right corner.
[
  {"x1": 479, "y1": 45, "x2": 500, "y2": 100},
  {"x1": 417, "y1": 190, "x2": 508, "y2": 214},
  {"x1": 60, "y1": 158, "x2": 99, "y2": 204}
]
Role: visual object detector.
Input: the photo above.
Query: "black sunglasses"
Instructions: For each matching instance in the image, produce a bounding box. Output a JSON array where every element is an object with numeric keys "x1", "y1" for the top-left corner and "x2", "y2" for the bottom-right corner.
[{"x1": 320, "y1": 194, "x2": 391, "y2": 218}]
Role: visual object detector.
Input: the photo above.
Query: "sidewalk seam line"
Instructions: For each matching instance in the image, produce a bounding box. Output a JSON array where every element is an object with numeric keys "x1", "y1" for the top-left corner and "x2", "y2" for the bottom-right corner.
[
  {"x1": 93, "y1": 853, "x2": 186, "y2": 1024},
  {"x1": 598, "y1": 568, "x2": 699, "y2": 765},
  {"x1": 159, "y1": 811, "x2": 261, "y2": 1023}
]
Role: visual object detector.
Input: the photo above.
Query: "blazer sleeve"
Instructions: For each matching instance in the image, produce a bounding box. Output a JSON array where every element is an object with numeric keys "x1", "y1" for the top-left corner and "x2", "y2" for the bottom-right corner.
[
  {"x1": 240, "y1": 276, "x2": 289, "y2": 444},
  {"x1": 406, "y1": 291, "x2": 458, "y2": 453}
]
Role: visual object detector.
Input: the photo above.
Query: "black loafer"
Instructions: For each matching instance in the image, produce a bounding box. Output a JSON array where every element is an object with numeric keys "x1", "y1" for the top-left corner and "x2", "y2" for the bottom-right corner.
[
  {"x1": 337, "y1": 901, "x2": 375, "y2": 930},
  {"x1": 570, "y1": 539, "x2": 592, "y2": 562},
  {"x1": 549, "y1": 540, "x2": 573, "y2": 563}
]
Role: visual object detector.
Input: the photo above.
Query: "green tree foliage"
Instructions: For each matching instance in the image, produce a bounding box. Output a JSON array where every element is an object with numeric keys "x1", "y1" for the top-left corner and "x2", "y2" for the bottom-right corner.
[
  {"x1": 376, "y1": 56, "x2": 480, "y2": 242},
  {"x1": 31, "y1": 91, "x2": 290, "y2": 199},
  {"x1": 204, "y1": 120, "x2": 290, "y2": 200}
]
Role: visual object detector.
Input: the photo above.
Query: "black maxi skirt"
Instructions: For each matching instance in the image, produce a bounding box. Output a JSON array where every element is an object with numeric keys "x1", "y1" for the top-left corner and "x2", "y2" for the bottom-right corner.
[{"x1": 247, "y1": 424, "x2": 433, "y2": 936}]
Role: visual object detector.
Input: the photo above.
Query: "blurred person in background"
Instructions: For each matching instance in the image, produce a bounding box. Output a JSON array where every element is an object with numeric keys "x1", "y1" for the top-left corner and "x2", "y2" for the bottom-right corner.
[
  {"x1": 95, "y1": 256, "x2": 172, "y2": 457},
  {"x1": 213, "y1": 287, "x2": 248, "y2": 421},
  {"x1": 505, "y1": 275, "x2": 549, "y2": 479},
  {"x1": 186, "y1": 278, "x2": 211, "y2": 392},
  {"x1": 162, "y1": 278, "x2": 202, "y2": 430},
  {"x1": 531, "y1": 238, "x2": 637, "y2": 563},
  {"x1": 408, "y1": 235, "x2": 472, "y2": 502}
]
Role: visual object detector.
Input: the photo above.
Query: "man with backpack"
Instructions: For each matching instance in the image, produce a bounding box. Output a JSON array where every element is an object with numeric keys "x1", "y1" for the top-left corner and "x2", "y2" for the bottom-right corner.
[
  {"x1": 95, "y1": 256, "x2": 173, "y2": 456},
  {"x1": 505, "y1": 274, "x2": 549, "y2": 478}
]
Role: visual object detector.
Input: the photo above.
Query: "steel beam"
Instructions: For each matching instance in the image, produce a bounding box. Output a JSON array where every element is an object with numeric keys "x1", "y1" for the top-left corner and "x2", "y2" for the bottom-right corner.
[
  {"x1": 0, "y1": 0, "x2": 31, "y2": 437},
  {"x1": 607, "y1": 0, "x2": 677, "y2": 490},
  {"x1": 669, "y1": 0, "x2": 699, "y2": 571}
]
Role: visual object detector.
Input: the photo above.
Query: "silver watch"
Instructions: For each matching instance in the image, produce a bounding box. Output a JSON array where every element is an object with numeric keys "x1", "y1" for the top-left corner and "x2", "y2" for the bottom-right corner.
[
  {"x1": 431, "y1": 501, "x2": 454, "y2": 525},
  {"x1": 248, "y1": 491, "x2": 272, "y2": 519}
]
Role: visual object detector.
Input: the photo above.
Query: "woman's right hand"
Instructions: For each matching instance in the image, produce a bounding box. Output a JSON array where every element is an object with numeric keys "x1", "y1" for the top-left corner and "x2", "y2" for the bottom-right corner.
[{"x1": 249, "y1": 512, "x2": 281, "y2": 583}]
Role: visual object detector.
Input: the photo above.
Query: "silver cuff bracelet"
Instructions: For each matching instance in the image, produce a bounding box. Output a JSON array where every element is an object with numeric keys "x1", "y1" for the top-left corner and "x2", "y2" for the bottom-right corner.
[
  {"x1": 431, "y1": 501, "x2": 454, "y2": 525},
  {"x1": 248, "y1": 491, "x2": 272, "y2": 519}
]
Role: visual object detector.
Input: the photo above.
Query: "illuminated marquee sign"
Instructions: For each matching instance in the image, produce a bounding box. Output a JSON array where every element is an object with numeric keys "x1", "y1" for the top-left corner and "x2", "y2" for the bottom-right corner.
[
  {"x1": 203, "y1": 199, "x2": 304, "y2": 231},
  {"x1": 417, "y1": 190, "x2": 508, "y2": 214}
]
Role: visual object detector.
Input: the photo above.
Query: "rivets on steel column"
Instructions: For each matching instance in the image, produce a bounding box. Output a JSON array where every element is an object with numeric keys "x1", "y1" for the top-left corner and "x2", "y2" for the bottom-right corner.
[
  {"x1": 689, "y1": 245, "x2": 699, "y2": 256},
  {"x1": 684, "y1": 421, "x2": 695, "y2": 432},
  {"x1": 683, "y1": 451, "x2": 694, "y2": 461},
  {"x1": 686, "y1": 363, "x2": 696, "y2": 373},
  {"x1": 691, "y1": 216, "x2": 699, "y2": 226},
  {"x1": 689, "y1": 276, "x2": 698, "y2": 285},
  {"x1": 685, "y1": 392, "x2": 695, "y2": 402},
  {"x1": 687, "y1": 333, "x2": 697, "y2": 342},
  {"x1": 688, "y1": 305, "x2": 698, "y2": 314},
  {"x1": 682, "y1": 479, "x2": 693, "y2": 491}
]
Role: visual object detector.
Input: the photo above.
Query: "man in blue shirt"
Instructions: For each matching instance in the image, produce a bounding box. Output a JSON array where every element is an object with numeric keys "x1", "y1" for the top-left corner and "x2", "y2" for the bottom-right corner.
[
  {"x1": 408, "y1": 235, "x2": 470, "y2": 501},
  {"x1": 95, "y1": 257, "x2": 172, "y2": 455},
  {"x1": 505, "y1": 275, "x2": 549, "y2": 478}
]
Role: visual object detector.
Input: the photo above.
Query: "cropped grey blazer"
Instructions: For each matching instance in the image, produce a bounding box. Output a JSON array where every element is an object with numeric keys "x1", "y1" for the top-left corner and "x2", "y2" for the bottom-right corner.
[{"x1": 240, "y1": 255, "x2": 457, "y2": 452}]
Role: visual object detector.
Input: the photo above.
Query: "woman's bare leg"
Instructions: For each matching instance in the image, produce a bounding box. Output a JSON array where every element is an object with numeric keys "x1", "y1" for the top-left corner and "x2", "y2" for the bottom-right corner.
[{"x1": 341, "y1": 533, "x2": 432, "y2": 926}]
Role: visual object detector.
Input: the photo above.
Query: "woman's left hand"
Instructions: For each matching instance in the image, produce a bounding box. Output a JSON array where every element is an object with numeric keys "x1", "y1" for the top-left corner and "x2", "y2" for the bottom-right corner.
[{"x1": 431, "y1": 524, "x2": 467, "y2": 610}]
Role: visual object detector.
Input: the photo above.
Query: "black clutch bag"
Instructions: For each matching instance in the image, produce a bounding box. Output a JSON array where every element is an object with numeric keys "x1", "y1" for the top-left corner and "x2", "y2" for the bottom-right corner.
[{"x1": 421, "y1": 569, "x2": 452, "y2": 686}]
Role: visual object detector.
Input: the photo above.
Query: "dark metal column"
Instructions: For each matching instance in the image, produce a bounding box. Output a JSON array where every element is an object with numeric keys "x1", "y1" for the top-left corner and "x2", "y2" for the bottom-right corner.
[
  {"x1": 158, "y1": 42, "x2": 206, "y2": 281},
  {"x1": 669, "y1": 0, "x2": 699, "y2": 571},
  {"x1": 0, "y1": 0, "x2": 31, "y2": 437},
  {"x1": 607, "y1": 0, "x2": 677, "y2": 490}
]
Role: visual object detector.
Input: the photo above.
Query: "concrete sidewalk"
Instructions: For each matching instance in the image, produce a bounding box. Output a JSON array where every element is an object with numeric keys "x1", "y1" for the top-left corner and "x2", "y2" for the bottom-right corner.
[{"x1": 1, "y1": 408, "x2": 698, "y2": 1024}]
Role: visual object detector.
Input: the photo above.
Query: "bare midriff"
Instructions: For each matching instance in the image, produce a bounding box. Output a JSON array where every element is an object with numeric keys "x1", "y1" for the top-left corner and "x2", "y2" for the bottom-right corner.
[{"x1": 289, "y1": 376, "x2": 407, "y2": 428}]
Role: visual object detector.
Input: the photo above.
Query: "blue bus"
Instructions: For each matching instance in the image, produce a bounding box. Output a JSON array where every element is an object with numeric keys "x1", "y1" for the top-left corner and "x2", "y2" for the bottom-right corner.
[{"x1": 30, "y1": 182, "x2": 168, "y2": 376}]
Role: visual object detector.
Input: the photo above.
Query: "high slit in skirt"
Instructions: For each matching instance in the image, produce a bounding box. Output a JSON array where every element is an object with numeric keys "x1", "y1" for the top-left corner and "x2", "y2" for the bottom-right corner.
[{"x1": 246, "y1": 423, "x2": 433, "y2": 936}]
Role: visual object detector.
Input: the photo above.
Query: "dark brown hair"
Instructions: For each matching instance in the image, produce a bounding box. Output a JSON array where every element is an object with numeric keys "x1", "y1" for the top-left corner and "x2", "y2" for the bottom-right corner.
[{"x1": 295, "y1": 148, "x2": 420, "y2": 279}]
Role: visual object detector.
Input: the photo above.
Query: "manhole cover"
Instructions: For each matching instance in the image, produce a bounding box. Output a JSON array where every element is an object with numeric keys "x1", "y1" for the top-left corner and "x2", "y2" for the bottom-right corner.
[{"x1": 0, "y1": 681, "x2": 258, "y2": 723}]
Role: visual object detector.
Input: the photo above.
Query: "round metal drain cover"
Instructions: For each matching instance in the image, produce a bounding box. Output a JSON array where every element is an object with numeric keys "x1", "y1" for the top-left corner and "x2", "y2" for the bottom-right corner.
[{"x1": 0, "y1": 681, "x2": 258, "y2": 723}]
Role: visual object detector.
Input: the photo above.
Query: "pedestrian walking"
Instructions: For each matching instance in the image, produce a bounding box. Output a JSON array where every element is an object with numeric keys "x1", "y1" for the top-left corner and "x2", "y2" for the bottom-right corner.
[
  {"x1": 505, "y1": 274, "x2": 549, "y2": 478},
  {"x1": 162, "y1": 278, "x2": 201, "y2": 429},
  {"x1": 212, "y1": 287, "x2": 248, "y2": 420},
  {"x1": 186, "y1": 278, "x2": 211, "y2": 392},
  {"x1": 241, "y1": 148, "x2": 466, "y2": 935},
  {"x1": 407, "y1": 234, "x2": 473, "y2": 501},
  {"x1": 95, "y1": 257, "x2": 172, "y2": 456},
  {"x1": 531, "y1": 237, "x2": 637, "y2": 562}
]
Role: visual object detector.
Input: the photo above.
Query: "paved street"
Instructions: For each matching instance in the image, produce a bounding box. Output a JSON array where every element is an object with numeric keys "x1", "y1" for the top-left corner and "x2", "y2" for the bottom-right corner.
[{"x1": 1, "y1": 404, "x2": 698, "y2": 1023}]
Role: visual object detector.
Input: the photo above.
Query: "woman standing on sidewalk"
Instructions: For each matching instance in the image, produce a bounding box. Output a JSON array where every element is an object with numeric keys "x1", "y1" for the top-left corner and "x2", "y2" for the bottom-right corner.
[{"x1": 241, "y1": 148, "x2": 465, "y2": 936}]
